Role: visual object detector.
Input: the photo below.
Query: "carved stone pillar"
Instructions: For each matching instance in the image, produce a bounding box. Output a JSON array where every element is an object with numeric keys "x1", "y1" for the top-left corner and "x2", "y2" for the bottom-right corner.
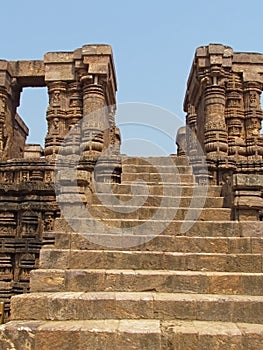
[
  {"x1": 67, "y1": 82, "x2": 82, "y2": 129},
  {"x1": 204, "y1": 84, "x2": 228, "y2": 160},
  {"x1": 243, "y1": 81, "x2": 263, "y2": 159},
  {"x1": 79, "y1": 74, "x2": 106, "y2": 168},
  {"x1": 176, "y1": 127, "x2": 186, "y2": 157},
  {"x1": 225, "y1": 74, "x2": 246, "y2": 159},
  {"x1": 0, "y1": 88, "x2": 8, "y2": 157},
  {"x1": 93, "y1": 105, "x2": 122, "y2": 183},
  {"x1": 186, "y1": 104, "x2": 197, "y2": 157},
  {"x1": 62, "y1": 82, "x2": 83, "y2": 156},
  {"x1": 107, "y1": 106, "x2": 117, "y2": 153},
  {"x1": 44, "y1": 81, "x2": 67, "y2": 160}
]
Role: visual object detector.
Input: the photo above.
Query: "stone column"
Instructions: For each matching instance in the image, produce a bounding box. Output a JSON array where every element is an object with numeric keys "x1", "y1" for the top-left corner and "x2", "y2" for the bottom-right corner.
[
  {"x1": 79, "y1": 74, "x2": 106, "y2": 168},
  {"x1": 186, "y1": 104, "x2": 197, "y2": 157},
  {"x1": 186, "y1": 104, "x2": 211, "y2": 185},
  {"x1": 44, "y1": 81, "x2": 67, "y2": 160},
  {"x1": 0, "y1": 88, "x2": 8, "y2": 157},
  {"x1": 243, "y1": 81, "x2": 263, "y2": 158},
  {"x1": 62, "y1": 82, "x2": 83, "y2": 157},
  {"x1": 204, "y1": 83, "x2": 228, "y2": 160},
  {"x1": 225, "y1": 74, "x2": 246, "y2": 159},
  {"x1": 94, "y1": 105, "x2": 122, "y2": 183},
  {"x1": 67, "y1": 82, "x2": 83, "y2": 129}
]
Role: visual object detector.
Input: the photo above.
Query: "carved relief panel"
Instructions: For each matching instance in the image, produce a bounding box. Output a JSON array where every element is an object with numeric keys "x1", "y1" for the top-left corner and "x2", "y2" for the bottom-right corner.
[{"x1": 20, "y1": 212, "x2": 39, "y2": 238}]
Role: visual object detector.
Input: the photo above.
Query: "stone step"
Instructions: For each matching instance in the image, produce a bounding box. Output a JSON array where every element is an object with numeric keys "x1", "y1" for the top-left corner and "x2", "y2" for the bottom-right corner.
[
  {"x1": 161, "y1": 320, "x2": 263, "y2": 350},
  {"x1": 91, "y1": 194, "x2": 224, "y2": 208},
  {"x1": 95, "y1": 183, "x2": 222, "y2": 197},
  {"x1": 122, "y1": 163, "x2": 193, "y2": 174},
  {"x1": 53, "y1": 218, "x2": 263, "y2": 238},
  {"x1": 30, "y1": 269, "x2": 263, "y2": 295},
  {"x1": 38, "y1": 249, "x2": 262, "y2": 272},
  {"x1": 88, "y1": 206, "x2": 231, "y2": 221},
  {"x1": 11, "y1": 292, "x2": 263, "y2": 324},
  {"x1": 122, "y1": 155, "x2": 191, "y2": 166},
  {"x1": 52, "y1": 232, "x2": 263, "y2": 253},
  {"x1": 121, "y1": 173, "x2": 194, "y2": 184},
  {"x1": 0, "y1": 319, "x2": 161, "y2": 350},
  {"x1": 1, "y1": 319, "x2": 262, "y2": 350}
]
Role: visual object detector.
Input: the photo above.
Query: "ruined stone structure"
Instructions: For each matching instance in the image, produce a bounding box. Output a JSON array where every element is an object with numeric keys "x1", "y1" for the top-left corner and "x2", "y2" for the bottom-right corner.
[
  {"x1": 0, "y1": 45, "x2": 120, "y2": 320},
  {"x1": 0, "y1": 44, "x2": 262, "y2": 349},
  {"x1": 183, "y1": 44, "x2": 263, "y2": 220}
]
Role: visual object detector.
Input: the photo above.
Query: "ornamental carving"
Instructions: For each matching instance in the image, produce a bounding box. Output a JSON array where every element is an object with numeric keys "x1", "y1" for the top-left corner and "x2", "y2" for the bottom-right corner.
[
  {"x1": 0, "y1": 96, "x2": 6, "y2": 119},
  {"x1": 184, "y1": 43, "x2": 263, "y2": 166},
  {"x1": 0, "y1": 44, "x2": 119, "y2": 320}
]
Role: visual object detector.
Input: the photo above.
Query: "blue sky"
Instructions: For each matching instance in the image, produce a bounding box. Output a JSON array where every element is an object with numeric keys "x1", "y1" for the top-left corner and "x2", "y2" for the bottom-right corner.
[{"x1": 2, "y1": 0, "x2": 263, "y2": 155}]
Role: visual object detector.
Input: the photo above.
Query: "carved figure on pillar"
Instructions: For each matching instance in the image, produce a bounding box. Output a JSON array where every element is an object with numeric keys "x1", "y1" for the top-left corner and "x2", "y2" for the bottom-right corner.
[
  {"x1": 62, "y1": 82, "x2": 83, "y2": 157},
  {"x1": 67, "y1": 82, "x2": 82, "y2": 125},
  {"x1": 225, "y1": 74, "x2": 246, "y2": 159},
  {"x1": 45, "y1": 81, "x2": 67, "y2": 159},
  {"x1": 244, "y1": 82, "x2": 263, "y2": 158},
  {"x1": 203, "y1": 83, "x2": 228, "y2": 160},
  {"x1": 44, "y1": 212, "x2": 55, "y2": 232},
  {"x1": 0, "y1": 94, "x2": 6, "y2": 119},
  {"x1": 0, "y1": 90, "x2": 8, "y2": 156}
]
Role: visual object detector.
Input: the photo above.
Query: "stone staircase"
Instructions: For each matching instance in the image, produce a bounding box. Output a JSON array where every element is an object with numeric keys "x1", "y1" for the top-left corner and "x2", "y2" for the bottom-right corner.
[{"x1": 0, "y1": 156, "x2": 263, "y2": 349}]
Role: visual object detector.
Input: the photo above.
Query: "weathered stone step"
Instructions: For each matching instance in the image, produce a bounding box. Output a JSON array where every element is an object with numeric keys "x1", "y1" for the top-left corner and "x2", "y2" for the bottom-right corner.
[
  {"x1": 11, "y1": 292, "x2": 263, "y2": 324},
  {"x1": 122, "y1": 163, "x2": 193, "y2": 174},
  {"x1": 161, "y1": 320, "x2": 263, "y2": 350},
  {"x1": 53, "y1": 232, "x2": 263, "y2": 253},
  {"x1": 91, "y1": 194, "x2": 224, "y2": 208},
  {"x1": 95, "y1": 183, "x2": 222, "y2": 197},
  {"x1": 54, "y1": 218, "x2": 263, "y2": 238},
  {"x1": 88, "y1": 206, "x2": 231, "y2": 221},
  {"x1": 121, "y1": 173, "x2": 194, "y2": 184},
  {"x1": 30, "y1": 269, "x2": 263, "y2": 295},
  {"x1": 0, "y1": 319, "x2": 161, "y2": 350},
  {"x1": 1, "y1": 319, "x2": 262, "y2": 350},
  {"x1": 38, "y1": 249, "x2": 262, "y2": 272},
  {"x1": 122, "y1": 155, "x2": 191, "y2": 166}
]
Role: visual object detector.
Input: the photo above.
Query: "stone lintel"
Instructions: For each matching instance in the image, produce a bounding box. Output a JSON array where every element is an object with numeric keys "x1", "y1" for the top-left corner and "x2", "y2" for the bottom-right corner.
[
  {"x1": 9, "y1": 60, "x2": 45, "y2": 87},
  {"x1": 10, "y1": 60, "x2": 44, "y2": 77},
  {"x1": 0, "y1": 60, "x2": 45, "y2": 89}
]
